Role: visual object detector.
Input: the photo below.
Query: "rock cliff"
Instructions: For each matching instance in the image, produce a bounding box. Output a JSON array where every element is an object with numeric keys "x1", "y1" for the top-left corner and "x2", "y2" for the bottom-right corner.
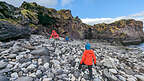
[
  {"x1": 91, "y1": 19, "x2": 144, "y2": 45},
  {"x1": 0, "y1": 1, "x2": 144, "y2": 45},
  {"x1": 0, "y1": 1, "x2": 89, "y2": 40}
]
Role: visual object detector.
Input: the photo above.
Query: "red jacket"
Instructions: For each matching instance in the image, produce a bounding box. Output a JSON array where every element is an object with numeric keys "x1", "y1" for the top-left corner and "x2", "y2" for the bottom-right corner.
[
  {"x1": 80, "y1": 50, "x2": 96, "y2": 65},
  {"x1": 49, "y1": 30, "x2": 59, "y2": 40}
]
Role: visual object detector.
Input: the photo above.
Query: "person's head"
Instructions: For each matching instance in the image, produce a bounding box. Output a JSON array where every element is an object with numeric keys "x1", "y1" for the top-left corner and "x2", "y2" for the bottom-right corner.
[{"x1": 85, "y1": 43, "x2": 91, "y2": 50}]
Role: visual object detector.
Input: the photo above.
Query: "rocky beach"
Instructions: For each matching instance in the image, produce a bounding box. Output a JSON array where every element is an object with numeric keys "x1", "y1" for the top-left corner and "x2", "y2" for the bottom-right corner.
[
  {"x1": 0, "y1": 35, "x2": 144, "y2": 81},
  {"x1": 0, "y1": 1, "x2": 144, "y2": 81}
]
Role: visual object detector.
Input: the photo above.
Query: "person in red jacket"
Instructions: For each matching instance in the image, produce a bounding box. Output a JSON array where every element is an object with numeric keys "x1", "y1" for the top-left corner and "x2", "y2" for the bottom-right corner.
[
  {"x1": 78, "y1": 42, "x2": 96, "y2": 79},
  {"x1": 49, "y1": 30, "x2": 59, "y2": 40}
]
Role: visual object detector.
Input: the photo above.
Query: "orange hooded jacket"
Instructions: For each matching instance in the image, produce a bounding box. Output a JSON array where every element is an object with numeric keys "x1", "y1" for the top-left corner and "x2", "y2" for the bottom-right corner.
[{"x1": 80, "y1": 50, "x2": 96, "y2": 65}]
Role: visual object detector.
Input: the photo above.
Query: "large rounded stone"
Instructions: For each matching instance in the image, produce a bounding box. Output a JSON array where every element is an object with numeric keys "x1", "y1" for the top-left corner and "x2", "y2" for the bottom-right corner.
[
  {"x1": 31, "y1": 47, "x2": 50, "y2": 56},
  {"x1": 15, "y1": 77, "x2": 33, "y2": 81},
  {"x1": 43, "y1": 78, "x2": 52, "y2": 81},
  {"x1": 27, "y1": 64, "x2": 37, "y2": 71},
  {"x1": 43, "y1": 63, "x2": 49, "y2": 69},
  {"x1": 0, "y1": 61, "x2": 8, "y2": 69},
  {"x1": 0, "y1": 75, "x2": 9, "y2": 81},
  {"x1": 11, "y1": 72, "x2": 18, "y2": 79},
  {"x1": 116, "y1": 75, "x2": 126, "y2": 81},
  {"x1": 73, "y1": 70, "x2": 80, "y2": 78},
  {"x1": 109, "y1": 69, "x2": 117, "y2": 74},
  {"x1": 8, "y1": 54, "x2": 17, "y2": 59},
  {"x1": 135, "y1": 75, "x2": 144, "y2": 81}
]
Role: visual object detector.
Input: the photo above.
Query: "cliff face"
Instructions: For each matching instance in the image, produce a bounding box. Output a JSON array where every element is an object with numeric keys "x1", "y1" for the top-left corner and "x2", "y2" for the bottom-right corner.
[
  {"x1": 91, "y1": 19, "x2": 144, "y2": 45},
  {"x1": 0, "y1": 1, "x2": 89, "y2": 40},
  {"x1": 0, "y1": 1, "x2": 144, "y2": 45},
  {"x1": 19, "y1": 2, "x2": 91, "y2": 39}
]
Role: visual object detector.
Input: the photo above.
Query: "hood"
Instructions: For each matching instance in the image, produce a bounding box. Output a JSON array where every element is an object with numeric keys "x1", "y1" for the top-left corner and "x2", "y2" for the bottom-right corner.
[{"x1": 85, "y1": 43, "x2": 91, "y2": 50}]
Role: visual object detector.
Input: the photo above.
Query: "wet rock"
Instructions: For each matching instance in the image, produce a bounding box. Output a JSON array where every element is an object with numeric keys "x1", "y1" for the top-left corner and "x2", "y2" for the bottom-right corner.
[
  {"x1": 124, "y1": 68, "x2": 135, "y2": 75},
  {"x1": 71, "y1": 75, "x2": 76, "y2": 81},
  {"x1": 102, "y1": 56, "x2": 116, "y2": 68},
  {"x1": 29, "y1": 73, "x2": 36, "y2": 77},
  {"x1": 56, "y1": 69, "x2": 64, "y2": 75},
  {"x1": 7, "y1": 64, "x2": 13, "y2": 68},
  {"x1": 43, "y1": 63, "x2": 49, "y2": 70},
  {"x1": 11, "y1": 72, "x2": 18, "y2": 79},
  {"x1": 93, "y1": 77, "x2": 101, "y2": 81},
  {"x1": 0, "y1": 61, "x2": 8, "y2": 69},
  {"x1": 43, "y1": 78, "x2": 52, "y2": 81},
  {"x1": 135, "y1": 75, "x2": 144, "y2": 81},
  {"x1": 103, "y1": 69, "x2": 118, "y2": 81},
  {"x1": 109, "y1": 69, "x2": 117, "y2": 74},
  {"x1": 116, "y1": 75, "x2": 126, "y2": 81},
  {"x1": 70, "y1": 61, "x2": 76, "y2": 67},
  {"x1": 83, "y1": 74, "x2": 89, "y2": 80},
  {"x1": 16, "y1": 55, "x2": 24, "y2": 61},
  {"x1": 20, "y1": 62, "x2": 31, "y2": 68},
  {"x1": 73, "y1": 70, "x2": 80, "y2": 78},
  {"x1": 36, "y1": 70, "x2": 42, "y2": 76},
  {"x1": 31, "y1": 47, "x2": 50, "y2": 56},
  {"x1": 26, "y1": 64, "x2": 37, "y2": 71},
  {"x1": 0, "y1": 75, "x2": 9, "y2": 81},
  {"x1": 15, "y1": 77, "x2": 33, "y2": 81},
  {"x1": 41, "y1": 56, "x2": 50, "y2": 63},
  {"x1": 38, "y1": 58, "x2": 43, "y2": 65},
  {"x1": 127, "y1": 78, "x2": 136, "y2": 81},
  {"x1": 38, "y1": 66, "x2": 46, "y2": 72},
  {"x1": 0, "y1": 68, "x2": 11, "y2": 74},
  {"x1": 8, "y1": 54, "x2": 17, "y2": 59}
]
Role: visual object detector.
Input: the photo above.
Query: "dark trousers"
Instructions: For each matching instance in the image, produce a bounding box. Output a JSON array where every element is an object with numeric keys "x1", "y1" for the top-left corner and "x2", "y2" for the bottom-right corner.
[{"x1": 79, "y1": 63, "x2": 92, "y2": 79}]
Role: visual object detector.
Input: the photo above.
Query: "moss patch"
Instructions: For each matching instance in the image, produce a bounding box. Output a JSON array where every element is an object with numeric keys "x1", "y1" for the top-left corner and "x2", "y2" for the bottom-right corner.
[
  {"x1": 29, "y1": 23, "x2": 38, "y2": 29},
  {"x1": 0, "y1": 19, "x2": 18, "y2": 25},
  {"x1": 21, "y1": 9, "x2": 38, "y2": 21}
]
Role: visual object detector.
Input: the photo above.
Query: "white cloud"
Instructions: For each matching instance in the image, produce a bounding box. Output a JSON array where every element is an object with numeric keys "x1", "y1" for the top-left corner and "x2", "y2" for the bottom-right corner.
[
  {"x1": 0, "y1": 0, "x2": 58, "y2": 7},
  {"x1": 61, "y1": 0, "x2": 74, "y2": 6},
  {"x1": 130, "y1": 11, "x2": 144, "y2": 17},
  {"x1": 81, "y1": 11, "x2": 144, "y2": 25}
]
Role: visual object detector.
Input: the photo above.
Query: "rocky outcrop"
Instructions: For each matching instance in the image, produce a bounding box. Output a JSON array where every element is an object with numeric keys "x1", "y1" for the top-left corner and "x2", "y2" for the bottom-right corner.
[
  {"x1": 0, "y1": 1, "x2": 144, "y2": 45},
  {"x1": 91, "y1": 19, "x2": 144, "y2": 45},
  {"x1": 0, "y1": 1, "x2": 90, "y2": 40},
  {"x1": 0, "y1": 21, "x2": 31, "y2": 41},
  {"x1": 0, "y1": 2, "x2": 17, "y2": 19}
]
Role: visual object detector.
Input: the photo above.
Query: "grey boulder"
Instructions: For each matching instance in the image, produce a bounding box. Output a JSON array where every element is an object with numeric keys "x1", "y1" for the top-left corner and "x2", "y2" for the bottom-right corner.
[
  {"x1": 31, "y1": 47, "x2": 50, "y2": 56},
  {"x1": 15, "y1": 77, "x2": 33, "y2": 81},
  {"x1": 0, "y1": 75, "x2": 9, "y2": 81}
]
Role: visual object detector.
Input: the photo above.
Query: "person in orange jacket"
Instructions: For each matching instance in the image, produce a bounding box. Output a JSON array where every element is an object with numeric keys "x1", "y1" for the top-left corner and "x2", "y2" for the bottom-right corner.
[{"x1": 78, "y1": 42, "x2": 96, "y2": 79}]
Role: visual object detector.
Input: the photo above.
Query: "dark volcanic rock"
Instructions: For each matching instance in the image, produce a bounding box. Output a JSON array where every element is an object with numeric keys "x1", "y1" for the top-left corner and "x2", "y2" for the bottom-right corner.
[
  {"x1": 0, "y1": 75, "x2": 9, "y2": 81},
  {"x1": 92, "y1": 19, "x2": 144, "y2": 45},
  {"x1": 0, "y1": 1, "x2": 16, "y2": 18},
  {"x1": 0, "y1": 21, "x2": 31, "y2": 41},
  {"x1": 0, "y1": 61, "x2": 8, "y2": 69}
]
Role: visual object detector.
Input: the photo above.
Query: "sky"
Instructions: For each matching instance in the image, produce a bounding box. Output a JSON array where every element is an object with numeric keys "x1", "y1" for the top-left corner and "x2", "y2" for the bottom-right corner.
[{"x1": 1, "y1": 0, "x2": 144, "y2": 25}]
